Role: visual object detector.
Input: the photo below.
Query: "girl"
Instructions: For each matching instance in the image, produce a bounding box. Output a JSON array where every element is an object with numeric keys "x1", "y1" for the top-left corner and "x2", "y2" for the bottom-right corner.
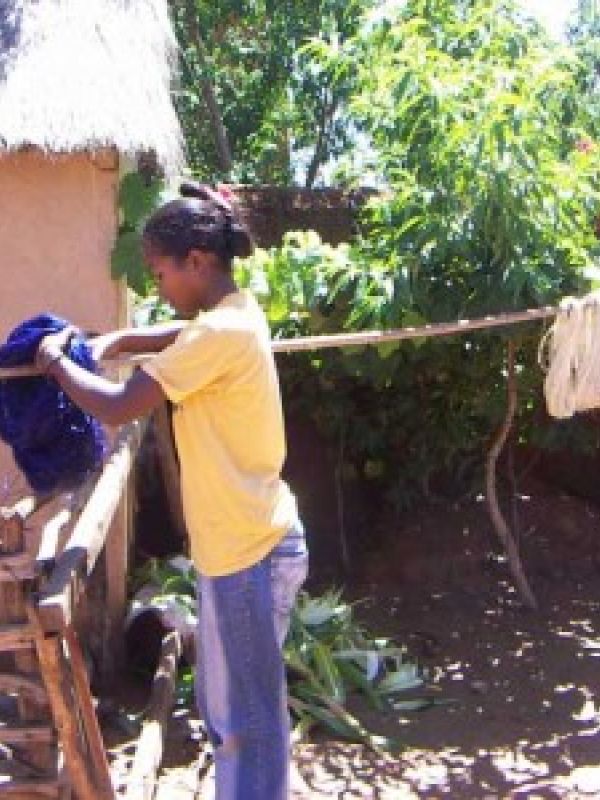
[{"x1": 36, "y1": 183, "x2": 309, "y2": 800}]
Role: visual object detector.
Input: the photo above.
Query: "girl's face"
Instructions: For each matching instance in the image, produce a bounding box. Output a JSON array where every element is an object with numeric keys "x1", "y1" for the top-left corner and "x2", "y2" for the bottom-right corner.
[{"x1": 143, "y1": 242, "x2": 208, "y2": 317}]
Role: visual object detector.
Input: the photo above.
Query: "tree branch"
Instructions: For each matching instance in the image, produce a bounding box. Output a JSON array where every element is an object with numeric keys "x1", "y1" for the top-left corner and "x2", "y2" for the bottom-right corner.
[
  {"x1": 171, "y1": 0, "x2": 233, "y2": 175},
  {"x1": 305, "y1": 90, "x2": 339, "y2": 188},
  {"x1": 485, "y1": 340, "x2": 537, "y2": 609}
]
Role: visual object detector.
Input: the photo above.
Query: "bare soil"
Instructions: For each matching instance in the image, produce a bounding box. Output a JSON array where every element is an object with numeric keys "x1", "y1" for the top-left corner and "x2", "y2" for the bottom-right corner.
[{"x1": 103, "y1": 477, "x2": 600, "y2": 799}]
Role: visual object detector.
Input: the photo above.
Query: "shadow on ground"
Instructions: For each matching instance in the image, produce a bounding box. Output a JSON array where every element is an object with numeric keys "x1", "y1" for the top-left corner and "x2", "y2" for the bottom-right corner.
[
  {"x1": 105, "y1": 483, "x2": 600, "y2": 798},
  {"x1": 292, "y1": 575, "x2": 600, "y2": 798}
]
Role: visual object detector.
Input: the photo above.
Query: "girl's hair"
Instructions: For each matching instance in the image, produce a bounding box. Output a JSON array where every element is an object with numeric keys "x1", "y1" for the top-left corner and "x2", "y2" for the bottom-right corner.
[{"x1": 142, "y1": 182, "x2": 253, "y2": 267}]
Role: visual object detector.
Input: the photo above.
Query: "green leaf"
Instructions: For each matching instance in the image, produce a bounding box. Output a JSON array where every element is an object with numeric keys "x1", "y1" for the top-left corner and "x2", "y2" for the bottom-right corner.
[
  {"x1": 391, "y1": 698, "x2": 435, "y2": 712},
  {"x1": 119, "y1": 172, "x2": 162, "y2": 228},
  {"x1": 111, "y1": 230, "x2": 146, "y2": 291},
  {"x1": 294, "y1": 701, "x2": 361, "y2": 740},
  {"x1": 378, "y1": 664, "x2": 424, "y2": 694},
  {"x1": 295, "y1": 589, "x2": 346, "y2": 627},
  {"x1": 376, "y1": 341, "x2": 399, "y2": 359},
  {"x1": 312, "y1": 641, "x2": 346, "y2": 704},
  {"x1": 335, "y1": 657, "x2": 384, "y2": 711}
]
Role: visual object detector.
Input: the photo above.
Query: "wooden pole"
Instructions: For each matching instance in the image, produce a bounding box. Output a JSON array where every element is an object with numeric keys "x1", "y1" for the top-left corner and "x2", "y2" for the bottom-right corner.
[
  {"x1": 63, "y1": 626, "x2": 115, "y2": 799},
  {"x1": 0, "y1": 305, "x2": 558, "y2": 380},
  {"x1": 271, "y1": 306, "x2": 557, "y2": 353},
  {"x1": 35, "y1": 420, "x2": 147, "y2": 633},
  {"x1": 55, "y1": 420, "x2": 146, "y2": 575},
  {"x1": 27, "y1": 607, "x2": 114, "y2": 800},
  {"x1": 0, "y1": 776, "x2": 65, "y2": 797},
  {"x1": 102, "y1": 492, "x2": 130, "y2": 683},
  {"x1": 151, "y1": 403, "x2": 187, "y2": 544},
  {"x1": 124, "y1": 631, "x2": 182, "y2": 800},
  {"x1": 0, "y1": 508, "x2": 56, "y2": 777}
]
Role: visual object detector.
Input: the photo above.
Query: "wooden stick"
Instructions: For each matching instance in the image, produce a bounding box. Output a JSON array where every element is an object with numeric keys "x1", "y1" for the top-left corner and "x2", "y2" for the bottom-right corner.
[
  {"x1": 485, "y1": 341, "x2": 538, "y2": 610},
  {"x1": 0, "y1": 623, "x2": 36, "y2": 650},
  {"x1": 27, "y1": 608, "x2": 112, "y2": 800},
  {"x1": 124, "y1": 631, "x2": 182, "y2": 800},
  {"x1": 271, "y1": 306, "x2": 557, "y2": 353},
  {"x1": 0, "y1": 510, "x2": 56, "y2": 777},
  {"x1": 0, "y1": 305, "x2": 558, "y2": 380},
  {"x1": 0, "y1": 355, "x2": 148, "y2": 380},
  {"x1": 0, "y1": 776, "x2": 62, "y2": 797},
  {"x1": 58, "y1": 419, "x2": 146, "y2": 573},
  {"x1": 63, "y1": 627, "x2": 115, "y2": 800},
  {"x1": 34, "y1": 474, "x2": 101, "y2": 573},
  {"x1": 102, "y1": 491, "x2": 130, "y2": 684},
  {"x1": 35, "y1": 420, "x2": 147, "y2": 633},
  {"x1": 0, "y1": 725, "x2": 55, "y2": 745},
  {"x1": 151, "y1": 404, "x2": 187, "y2": 544},
  {"x1": 0, "y1": 672, "x2": 48, "y2": 704}
]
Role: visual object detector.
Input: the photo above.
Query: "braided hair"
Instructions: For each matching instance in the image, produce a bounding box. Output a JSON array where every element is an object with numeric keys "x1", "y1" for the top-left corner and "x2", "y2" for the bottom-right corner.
[{"x1": 142, "y1": 182, "x2": 253, "y2": 268}]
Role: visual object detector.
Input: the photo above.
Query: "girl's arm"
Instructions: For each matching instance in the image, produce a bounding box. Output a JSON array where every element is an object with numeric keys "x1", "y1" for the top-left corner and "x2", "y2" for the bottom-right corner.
[
  {"x1": 89, "y1": 321, "x2": 187, "y2": 362},
  {"x1": 37, "y1": 329, "x2": 166, "y2": 425}
]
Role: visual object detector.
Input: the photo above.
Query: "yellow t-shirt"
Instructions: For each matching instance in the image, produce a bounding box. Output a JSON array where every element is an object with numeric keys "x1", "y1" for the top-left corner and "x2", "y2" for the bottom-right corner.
[{"x1": 142, "y1": 290, "x2": 297, "y2": 576}]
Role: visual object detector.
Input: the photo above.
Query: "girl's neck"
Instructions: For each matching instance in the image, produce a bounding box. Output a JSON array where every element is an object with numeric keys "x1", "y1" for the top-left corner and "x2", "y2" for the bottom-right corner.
[{"x1": 202, "y1": 272, "x2": 238, "y2": 311}]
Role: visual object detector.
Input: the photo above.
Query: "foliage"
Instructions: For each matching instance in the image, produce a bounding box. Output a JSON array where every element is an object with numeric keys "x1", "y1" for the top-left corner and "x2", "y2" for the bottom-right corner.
[
  {"x1": 236, "y1": 0, "x2": 600, "y2": 514},
  {"x1": 285, "y1": 588, "x2": 439, "y2": 752},
  {"x1": 130, "y1": 559, "x2": 431, "y2": 750},
  {"x1": 236, "y1": 230, "x2": 357, "y2": 335},
  {"x1": 569, "y1": 0, "x2": 600, "y2": 42},
  {"x1": 568, "y1": 1, "x2": 600, "y2": 142},
  {"x1": 112, "y1": 0, "x2": 600, "y2": 526},
  {"x1": 238, "y1": 242, "x2": 600, "y2": 526},
  {"x1": 169, "y1": 0, "x2": 370, "y2": 185},
  {"x1": 346, "y1": 0, "x2": 600, "y2": 314},
  {"x1": 111, "y1": 172, "x2": 163, "y2": 296},
  {"x1": 130, "y1": 555, "x2": 197, "y2": 606}
]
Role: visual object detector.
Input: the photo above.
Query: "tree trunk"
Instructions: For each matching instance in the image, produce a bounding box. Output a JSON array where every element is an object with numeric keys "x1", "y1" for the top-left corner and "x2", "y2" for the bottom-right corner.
[
  {"x1": 305, "y1": 91, "x2": 338, "y2": 189},
  {"x1": 485, "y1": 340, "x2": 537, "y2": 609},
  {"x1": 175, "y1": 0, "x2": 233, "y2": 176}
]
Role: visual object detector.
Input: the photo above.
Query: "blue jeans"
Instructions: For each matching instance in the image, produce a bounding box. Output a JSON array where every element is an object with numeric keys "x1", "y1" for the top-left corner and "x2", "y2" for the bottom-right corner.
[{"x1": 195, "y1": 524, "x2": 309, "y2": 800}]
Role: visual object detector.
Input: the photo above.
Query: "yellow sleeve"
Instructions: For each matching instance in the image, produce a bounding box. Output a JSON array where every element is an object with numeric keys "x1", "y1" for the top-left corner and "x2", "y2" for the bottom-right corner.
[{"x1": 141, "y1": 320, "x2": 244, "y2": 404}]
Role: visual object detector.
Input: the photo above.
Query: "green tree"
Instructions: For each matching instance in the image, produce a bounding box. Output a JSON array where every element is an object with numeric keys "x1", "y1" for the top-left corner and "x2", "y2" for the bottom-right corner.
[
  {"x1": 169, "y1": 0, "x2": 369, "y2": 185},
  {"x1": 345, "y1": 0, "x2": 600, "y2": 327},
  {"x1": 568, "y1": 0, "x2": 600, "y2": 142},
  {"x1": 569, "y1": 0, "x2": 600, "y2": 38},
  {"x1": 236, "y1": 1, "x2": 600, "y2": 589}
]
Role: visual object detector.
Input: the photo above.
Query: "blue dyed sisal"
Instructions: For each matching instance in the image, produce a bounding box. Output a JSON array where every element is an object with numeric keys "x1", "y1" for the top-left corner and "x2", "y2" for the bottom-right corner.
[{"x1": 0, "y1": 314, "x2": 107, "y2": 493}]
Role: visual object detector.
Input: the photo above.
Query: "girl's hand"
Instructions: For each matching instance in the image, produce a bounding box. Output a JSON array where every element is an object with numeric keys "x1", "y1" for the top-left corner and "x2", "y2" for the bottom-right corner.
[
  {"x1": 86, "y1": 332, "x2": 124, "y2": 364},
  {"x1": 35, "y1": 326, "x2": 78, "y2": 373}
]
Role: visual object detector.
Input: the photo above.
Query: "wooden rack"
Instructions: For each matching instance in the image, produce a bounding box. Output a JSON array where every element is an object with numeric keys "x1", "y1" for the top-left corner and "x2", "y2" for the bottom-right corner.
[{"x1": 0, "y1": 420, "x2": 146, "y2": 798}]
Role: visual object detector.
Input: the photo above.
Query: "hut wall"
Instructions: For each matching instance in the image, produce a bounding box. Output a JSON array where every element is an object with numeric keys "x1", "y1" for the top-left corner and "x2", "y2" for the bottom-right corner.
[
  {"x1": 0, "y1": 149, "x2": 126, "y2": 498},
  {"x1": 0, "y1": 150, "x2": 126, "y2": 494},
  {"x1": 0, "y1": 150, "x2": 131, "y2": 680}
]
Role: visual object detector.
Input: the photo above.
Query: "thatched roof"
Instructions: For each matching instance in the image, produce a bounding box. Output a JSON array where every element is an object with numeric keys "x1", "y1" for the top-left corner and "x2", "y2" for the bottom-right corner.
[{"x1": 0, "y1": 0, "x2": 184, "y2": 174}]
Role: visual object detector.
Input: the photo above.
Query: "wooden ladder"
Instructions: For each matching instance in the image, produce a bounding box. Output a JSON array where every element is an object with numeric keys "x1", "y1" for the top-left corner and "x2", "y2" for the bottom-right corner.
[
  {"x1": 0, "y1": 500, "x2": 115, "y2": 799},
  {"x1": 0, "y1": 421, "x2": 145, "y2": 799}
]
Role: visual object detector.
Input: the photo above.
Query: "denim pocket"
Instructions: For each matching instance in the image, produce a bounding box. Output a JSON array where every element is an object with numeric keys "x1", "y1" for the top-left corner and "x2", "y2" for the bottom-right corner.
[{"x1": 270, "y1": 527, "x2": 309, "y2": 646}]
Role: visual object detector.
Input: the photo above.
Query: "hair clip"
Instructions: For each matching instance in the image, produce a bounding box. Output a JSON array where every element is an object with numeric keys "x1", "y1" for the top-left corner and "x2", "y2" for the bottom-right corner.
[{"x1": 180, "y1": 181, "x2": 233, "y2": 216}]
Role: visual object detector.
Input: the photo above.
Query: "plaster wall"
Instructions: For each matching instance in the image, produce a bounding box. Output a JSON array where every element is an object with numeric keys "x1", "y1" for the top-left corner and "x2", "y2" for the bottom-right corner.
[{"x1": 0, "y1": 149, "x2": 127, "y2": 498}]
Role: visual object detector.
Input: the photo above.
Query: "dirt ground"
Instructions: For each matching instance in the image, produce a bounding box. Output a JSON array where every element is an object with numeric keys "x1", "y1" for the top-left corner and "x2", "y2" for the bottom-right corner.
[{"x1": 103, "y1": 477, "x2": 600, "y2": 799}]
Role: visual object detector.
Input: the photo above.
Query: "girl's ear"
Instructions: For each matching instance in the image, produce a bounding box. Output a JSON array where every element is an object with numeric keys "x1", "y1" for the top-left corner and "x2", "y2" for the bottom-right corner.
[
  {"x1": 189, "y1": 248, "x2": 220, "y2": 274},
  {"x1": 187, "y1": 249, "x2": 206, "y2": 273}
]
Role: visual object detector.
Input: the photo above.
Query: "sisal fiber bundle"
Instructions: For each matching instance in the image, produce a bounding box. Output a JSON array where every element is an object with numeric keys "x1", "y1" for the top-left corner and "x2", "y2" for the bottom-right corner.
[{"x1": 540, "y1": 291, "x2": 600, "y2": 419}]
